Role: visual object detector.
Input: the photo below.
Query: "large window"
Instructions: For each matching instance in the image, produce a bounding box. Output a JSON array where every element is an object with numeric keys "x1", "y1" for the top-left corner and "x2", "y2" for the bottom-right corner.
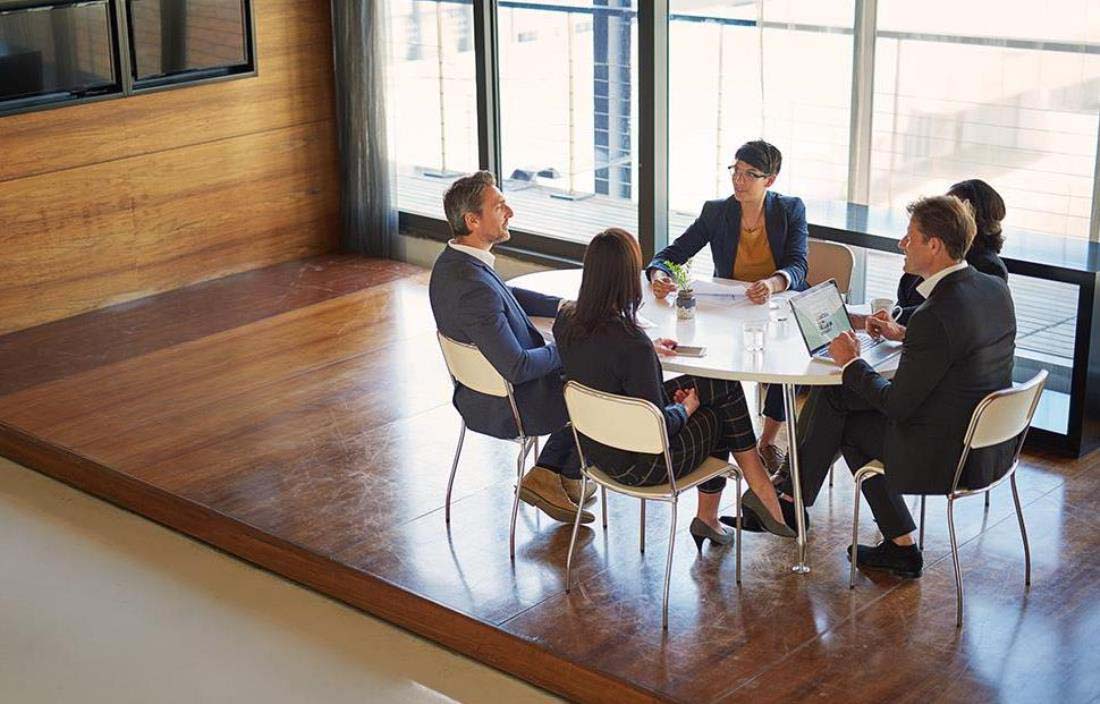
[
  {"x1": 389, "y1": 2, "x2": 1100, "y2": 249},
  {"x1": 497, "y1": 0, "x2": 638, "y2": 243},
  {"x1": 390, "y1": 0, "x2": 479, "y2": 219},
  {"x1": 870, "y1": 0, "x2": 1100, "y2": 238}
]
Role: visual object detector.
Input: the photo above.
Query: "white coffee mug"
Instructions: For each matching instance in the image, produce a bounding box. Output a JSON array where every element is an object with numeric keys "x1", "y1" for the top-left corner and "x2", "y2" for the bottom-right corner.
[{"x1": 869, "y1": 298, "x2": 903, "y2": 319}]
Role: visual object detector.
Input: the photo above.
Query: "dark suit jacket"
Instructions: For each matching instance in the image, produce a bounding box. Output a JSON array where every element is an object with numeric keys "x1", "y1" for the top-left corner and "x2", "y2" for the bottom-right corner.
[
  {"x1": 843, "y1": 266, "x2": 1017, "y2": 494},
  {"x1": 647, "y1": 191, "x2": 809, "y2": 291},
  {"x1": 896, "y1": 247, "x2": 1007, "y2": 325},
  {"x1": 553, "y1": 312, "x2": 687, "y2": 472},
  {"x1": 429, "y1": 245, "x2": 566, "y2": 438}
]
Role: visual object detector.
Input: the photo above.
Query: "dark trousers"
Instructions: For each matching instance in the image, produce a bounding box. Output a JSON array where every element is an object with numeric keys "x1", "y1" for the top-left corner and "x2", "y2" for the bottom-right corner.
[
  {"x1": 761, "y1": 383, "x2": 809, "y2": 423},
  {"x1": 536, "y1": 426, "x2": 581, "y2": 479},
  {"x1": 777, "y1": 385, "x2": 916, "y2": 540},
  {"x1": 620, "y1": 376, "x2": 757, "y2": 494}
]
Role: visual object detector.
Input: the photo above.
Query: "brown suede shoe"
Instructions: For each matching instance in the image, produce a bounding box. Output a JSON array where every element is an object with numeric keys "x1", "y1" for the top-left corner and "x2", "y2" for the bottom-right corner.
[
  {"x1": 560, "y1": 475, "x2": 598, "y2": 506},
  {"x1": 759, "y1": 443, "x2": 786, "y2": 476},
  {"x1": 519, "y1": 466, "x2": 594, "y2": 524}
]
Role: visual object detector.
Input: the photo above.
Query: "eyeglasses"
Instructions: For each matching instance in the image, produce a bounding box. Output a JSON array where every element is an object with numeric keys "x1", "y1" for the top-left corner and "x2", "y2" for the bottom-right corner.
[{"x1": 728, "y1": 165, "x2": 769, "y2": 182}]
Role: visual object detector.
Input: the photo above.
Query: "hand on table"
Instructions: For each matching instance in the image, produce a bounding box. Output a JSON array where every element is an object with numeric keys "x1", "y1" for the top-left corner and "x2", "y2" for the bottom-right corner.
[
  {"x1": 866, "y1": 310, "x2": 906, "y2": 342},
  {"x1": 650, "y1": 273, "x2": 677, "y2": 300},
  {"x1": 745, "y1": 278, "x2": 774, "y2": 305},
  {"x1": 653, "y1": 338, "x2": 678, "y2": 357},
  {"x1": 828, "y1": 331, "x2": 861, "y2": 367}
]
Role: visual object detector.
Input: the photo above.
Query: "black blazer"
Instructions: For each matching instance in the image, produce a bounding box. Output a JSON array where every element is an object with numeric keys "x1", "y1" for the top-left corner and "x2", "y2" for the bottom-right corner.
[
  {"x1": 429, "y1": 245, "x2": 566, "y2": 438},
  {"x1": 896, "y1": 247, "x2": 1007, "y2": 325},
  {"x1": 843, "y1": 266, "x2": 1017, "y2": 494},
  {"x1": 646, "y1": 191, "x2": 809, "y2": 290},
  {"x1": 553, "y1": 312, "x2": 688, "y2": 472}
]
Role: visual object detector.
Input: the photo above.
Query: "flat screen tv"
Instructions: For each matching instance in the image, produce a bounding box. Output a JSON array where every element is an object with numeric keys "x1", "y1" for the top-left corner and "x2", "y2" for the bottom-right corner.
[
  {"x1": 127, "y1": 0, "x2": 253, "y2": 88},
  {"x1": 0, "y1": 1, "x2": 120, "y2": 108}
]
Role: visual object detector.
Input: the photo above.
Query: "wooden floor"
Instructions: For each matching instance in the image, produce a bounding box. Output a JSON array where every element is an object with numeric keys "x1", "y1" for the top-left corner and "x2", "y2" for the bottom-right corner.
[{"x1": 1, "y1": 254, "x2": 1097, "y2": 703}]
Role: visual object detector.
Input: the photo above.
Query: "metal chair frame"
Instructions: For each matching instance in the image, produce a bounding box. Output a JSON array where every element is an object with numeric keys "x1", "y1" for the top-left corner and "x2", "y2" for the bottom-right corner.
[
  {"x1": 562, "y1": 381, "x2": 744, "y2": 630},
  {"x1": 849, "y1": 371, "x2": 1047, "y2": 627},
  {"x1": 437, "y1": 332, "x2": 539, "y2": 560}
]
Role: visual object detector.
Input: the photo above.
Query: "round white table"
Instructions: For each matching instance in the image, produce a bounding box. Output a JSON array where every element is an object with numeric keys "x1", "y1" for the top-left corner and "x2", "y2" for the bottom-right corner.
[{"x1": 511, "y1": 268, "x2": 899, "y2": 573}]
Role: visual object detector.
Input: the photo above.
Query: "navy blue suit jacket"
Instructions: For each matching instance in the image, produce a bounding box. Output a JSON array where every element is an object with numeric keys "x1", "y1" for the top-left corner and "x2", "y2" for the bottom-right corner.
[
  {"x1": 429, "y1": 245, "x2": 567, "y2": 438},
  {"x1": 647, "y1": 191, "x2": 809, "y2": 291}
]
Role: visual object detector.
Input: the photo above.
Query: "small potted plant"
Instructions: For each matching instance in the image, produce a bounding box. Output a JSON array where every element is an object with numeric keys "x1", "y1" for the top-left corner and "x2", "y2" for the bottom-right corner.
[{"x1": 662, "y1": 260, "x2": 695, "y2": 320}]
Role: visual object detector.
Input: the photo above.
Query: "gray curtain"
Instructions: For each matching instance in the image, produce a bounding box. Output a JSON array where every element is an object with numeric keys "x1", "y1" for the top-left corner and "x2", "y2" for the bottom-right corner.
[{"x1": 331, "y1": 0, "x2": 395, "y2": 257}]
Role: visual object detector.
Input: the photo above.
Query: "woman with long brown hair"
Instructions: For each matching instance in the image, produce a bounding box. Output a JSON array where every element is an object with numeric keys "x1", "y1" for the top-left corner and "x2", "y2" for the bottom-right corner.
[{"x1": 553, "y1": 228, "x2": 794, "y2": 548}]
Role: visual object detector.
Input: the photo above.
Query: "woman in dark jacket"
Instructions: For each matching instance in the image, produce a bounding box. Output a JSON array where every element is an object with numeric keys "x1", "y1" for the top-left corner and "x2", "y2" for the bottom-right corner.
[
  {"x1": 645, "y1": 140, "x2": 809, "y2": 473},
  {"x1": 894, "y1": 179, "x2": 1008, "y2": 324},
  {"x1": 555, "y1": 228, "x2": 794, "y2": 548}
]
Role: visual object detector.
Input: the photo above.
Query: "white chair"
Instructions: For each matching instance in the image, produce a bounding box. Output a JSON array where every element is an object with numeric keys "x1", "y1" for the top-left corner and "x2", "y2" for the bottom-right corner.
[
  {"x1": 849, "y1": 370, "x2": 1047, "y2": 627},
  {"x1": 806, "y1": 238, "x2": 856, "y2": 293},
  {"x1": 562, "y1": 381, "x2": 744, "y2": 630},
  {"x1": 436, "y1": 332, "x2": 538, "y2": 560}
]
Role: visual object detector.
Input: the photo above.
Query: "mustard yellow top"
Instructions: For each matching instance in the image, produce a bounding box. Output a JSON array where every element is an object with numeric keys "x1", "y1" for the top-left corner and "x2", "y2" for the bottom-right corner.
[{"x1": 732, "y1": 222, "x2": 777, "y2": 282}]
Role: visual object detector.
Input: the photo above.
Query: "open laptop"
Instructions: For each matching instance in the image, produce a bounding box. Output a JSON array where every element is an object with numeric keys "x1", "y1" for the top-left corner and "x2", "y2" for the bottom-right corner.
[{"x1": 789, "y1": 279, "x2": 902, "y2": 366}]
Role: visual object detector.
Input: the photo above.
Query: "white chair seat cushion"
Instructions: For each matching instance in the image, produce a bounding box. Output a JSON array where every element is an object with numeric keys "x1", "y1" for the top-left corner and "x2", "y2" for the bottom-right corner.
[{"x1": 584, "y1": 456, "x2": 735, "y2": 497}]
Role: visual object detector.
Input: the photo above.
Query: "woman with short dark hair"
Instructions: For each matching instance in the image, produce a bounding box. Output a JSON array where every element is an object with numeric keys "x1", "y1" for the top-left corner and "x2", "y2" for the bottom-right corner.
[
  {"x1": 645, "y1": 139, "x2": 810, "y2": 474},
  {"x1": 556, "y1": 228, "x2": 795, "y2": 548}
]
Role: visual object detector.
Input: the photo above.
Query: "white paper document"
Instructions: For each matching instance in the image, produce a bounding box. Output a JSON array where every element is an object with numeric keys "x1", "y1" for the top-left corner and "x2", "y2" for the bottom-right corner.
[{"x1": 690, "y1": 279, "x2": 746, "y2": 297}]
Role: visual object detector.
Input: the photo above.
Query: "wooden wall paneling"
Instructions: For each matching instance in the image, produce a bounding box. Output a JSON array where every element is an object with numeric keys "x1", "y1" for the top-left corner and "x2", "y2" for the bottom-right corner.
[{"x1": 0, "y1": 122, "x2": 339, "y2": 334}]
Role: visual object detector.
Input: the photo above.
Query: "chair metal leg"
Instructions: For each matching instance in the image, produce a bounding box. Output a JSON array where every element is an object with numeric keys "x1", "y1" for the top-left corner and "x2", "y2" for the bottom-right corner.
[
  {"x1": 984, "y1": 491, "x2": 990, "y2": 510},
  {"x1": 639, "y1": 499, "x2": 646, "y2": 553},
  {"x1": 533, "y1": 436, "x2": 540, "y2": 465},
  {"x1": 918, "y1": 495, "x2": 926, "y2": 550},
  {"x1": 735, "y1": 471, "x2": 743, "y2": 585},
  {"x1": 849, "y1": 471, "x2": 866, "y2": 588},
  {"x1": 508, "y1": 438, "x2": 526, "y2": 560},
  {"x1": 445, "y1": 421, "x2": 466, "y2": 524},
  {"x1": 947, "y1": 497, "x2": 964, "y2": 627},
  {"x1": 662, "y1": 498, "x2": 678, "y2": 630},
  {"x1": 1010, "y1": 475, "x2": 1031, "y2": 586},
  {"x1": 829, "y1": 461, "x2": 834, "y2": 488},
  {"x1": 565, "y1": 475, "x2": 588, "y2": 592},
  {"x1": 601, "y1": 487, "x2": 608, "y2": 528}
]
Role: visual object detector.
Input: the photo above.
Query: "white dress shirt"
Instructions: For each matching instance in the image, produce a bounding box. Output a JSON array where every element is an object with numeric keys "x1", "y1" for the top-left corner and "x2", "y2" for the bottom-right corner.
[
  {"x1": 448, "y1": 239, "x2": 495, "y2": 268},
  {"x1": 915, "y1": 260, "x2": 968, "y2": 299}
]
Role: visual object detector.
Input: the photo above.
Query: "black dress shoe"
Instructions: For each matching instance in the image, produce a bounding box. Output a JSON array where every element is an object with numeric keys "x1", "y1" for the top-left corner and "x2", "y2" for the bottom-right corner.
[{"x1": 847, "y1": 541, "x2": 923, "y2": 578}]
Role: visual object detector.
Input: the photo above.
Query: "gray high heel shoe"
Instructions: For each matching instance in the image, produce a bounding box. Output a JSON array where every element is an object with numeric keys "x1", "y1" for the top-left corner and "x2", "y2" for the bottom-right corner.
[
  {"x1": 741, "y1": 489, "x2": 797, "y2": 538},
  {"x1": 690, "y1": 517, "x2": 734, "y2": 551}
]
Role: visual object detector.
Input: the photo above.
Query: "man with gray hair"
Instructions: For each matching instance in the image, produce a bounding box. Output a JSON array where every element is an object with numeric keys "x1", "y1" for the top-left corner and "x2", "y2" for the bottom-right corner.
[{"x1": 429, "y1": 171, "x2": 595, "y2": 527}]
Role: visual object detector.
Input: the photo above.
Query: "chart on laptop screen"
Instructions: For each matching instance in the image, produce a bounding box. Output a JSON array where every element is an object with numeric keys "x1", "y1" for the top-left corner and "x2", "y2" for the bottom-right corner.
[{"x1": 792, "y1": 284, "x2": 850, "y2": 352}]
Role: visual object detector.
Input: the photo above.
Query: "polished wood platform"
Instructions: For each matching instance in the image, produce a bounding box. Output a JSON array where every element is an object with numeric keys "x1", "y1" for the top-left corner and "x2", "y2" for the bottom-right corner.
[{"x1": 1, "y1": 255, "x2": 1097, "y2": 703}]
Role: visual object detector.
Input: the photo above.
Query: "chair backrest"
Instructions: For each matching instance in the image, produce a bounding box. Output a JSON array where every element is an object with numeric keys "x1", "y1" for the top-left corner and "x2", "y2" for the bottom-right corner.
[
  {"x1": 966, "y1": 370, "x2": 1048, "y2": 449},
  {"x1": 807, "y1": 239, "x2": 856, "y2": 295},
  {"x1": 564, "y1": 381, "x2": 668, "y2": 455},
  {"x1": 436, "y1": 332, "x2": 510, "y2": 398},
  {"x1": 953, "y1": 370, "x2": 1048, "y2": 488}
]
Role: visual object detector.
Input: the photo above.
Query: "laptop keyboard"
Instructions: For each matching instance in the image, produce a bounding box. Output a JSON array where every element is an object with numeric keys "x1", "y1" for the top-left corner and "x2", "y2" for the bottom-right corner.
[{"x1": 818, "y1": 330, "x2": 884, "y2": 359}]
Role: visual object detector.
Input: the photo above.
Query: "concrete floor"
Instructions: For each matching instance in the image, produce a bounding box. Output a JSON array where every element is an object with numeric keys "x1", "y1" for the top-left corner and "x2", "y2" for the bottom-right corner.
[{"x1": 0, "y1": 457, "x2": 559, "y2": 704}]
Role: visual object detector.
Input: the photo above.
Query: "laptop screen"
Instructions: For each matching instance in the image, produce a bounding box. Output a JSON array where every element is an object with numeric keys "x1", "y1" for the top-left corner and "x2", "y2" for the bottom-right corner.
[{"x1": 790, "y1": 280, "x2": 853, "y2": 354}]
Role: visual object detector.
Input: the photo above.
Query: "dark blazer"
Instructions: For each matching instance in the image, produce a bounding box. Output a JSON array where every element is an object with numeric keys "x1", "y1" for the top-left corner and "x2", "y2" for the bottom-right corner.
[
  {"x1": 553, "y1": 312, "x2": 687, "y2": 472},
  {"x1": 429, "y1": 245, "x2": 566, "y2": 438},
  {"x1": 896, "y1": 247, "x2": 1007, "y2": 325},
  {"x1": 646, "y1": 191, "x2": 809, "y2": 291},
  {"x1": 843, "y1": 266, "x2": 1017, "y2": 494}
]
